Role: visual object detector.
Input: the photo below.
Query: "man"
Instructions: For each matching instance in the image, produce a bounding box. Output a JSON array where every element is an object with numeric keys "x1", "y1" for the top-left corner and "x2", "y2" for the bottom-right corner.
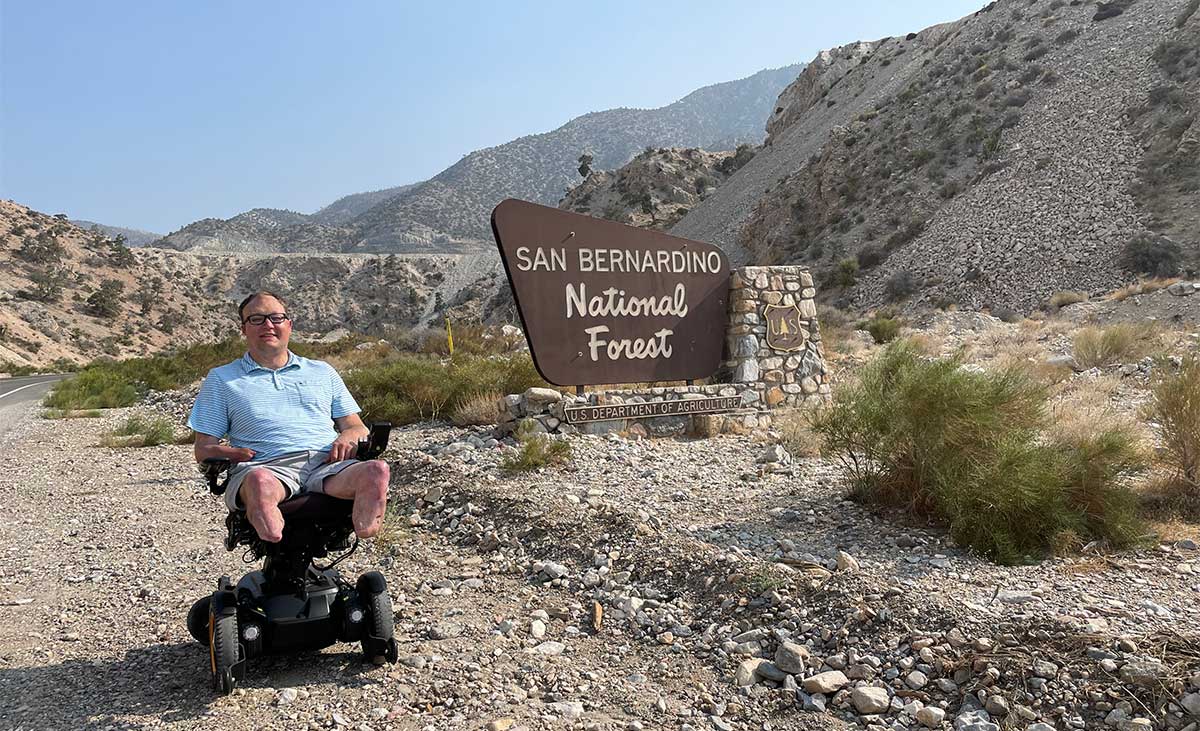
[{"x1": 188, "y1": 291, "x2": 388, "y2": 543}]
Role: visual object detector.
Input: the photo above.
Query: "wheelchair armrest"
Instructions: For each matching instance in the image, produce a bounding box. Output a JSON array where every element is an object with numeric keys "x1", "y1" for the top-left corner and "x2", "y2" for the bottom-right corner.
[
  {"x1": 201, "y1": 457, "x2": 232, "y2": 495},
  {"x1": 355, "y1": 422, "x2": 392, "y2": 461}
]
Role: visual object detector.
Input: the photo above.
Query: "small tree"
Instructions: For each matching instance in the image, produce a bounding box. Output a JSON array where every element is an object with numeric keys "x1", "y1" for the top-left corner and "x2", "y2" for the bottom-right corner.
[
  {"x1": 23, "y1": 268, "x2": 68, "y2": 303},
  {"x1": 577, "y1": 153, "x2": 593, "y2": 179},
  {"x1": 108, "y1": 234, "x2": 135, "y2": 268},
  {"x1": 134, "y1": 276, "x2": 164, "y2": 315},
  {"x1": 87, "y1": 279, "x2": 125, "y2": 319}
]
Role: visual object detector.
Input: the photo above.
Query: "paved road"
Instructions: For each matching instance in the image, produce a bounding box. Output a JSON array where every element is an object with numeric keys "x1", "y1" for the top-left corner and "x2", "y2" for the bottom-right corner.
[{"x1": 0, "y1": 374, "x2": 66, "y2": 442}]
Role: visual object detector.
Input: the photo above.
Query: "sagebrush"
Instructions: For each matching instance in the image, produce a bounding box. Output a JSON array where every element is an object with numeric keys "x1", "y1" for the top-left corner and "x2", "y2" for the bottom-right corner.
[{"x1": 811, "y1": 341, "x2": 1147, "y2": 564}]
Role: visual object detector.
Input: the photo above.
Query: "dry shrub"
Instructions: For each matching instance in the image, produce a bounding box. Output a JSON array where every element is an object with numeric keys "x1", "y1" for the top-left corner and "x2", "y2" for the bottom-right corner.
[
  {"x1": 777, "y1": 411, "x2": 822, "y2": 458},
  {"x1": 1108, "y1": 277, "x2": 1181, "y2": 301},
  {"x1": 1049, "y1": 290, "x2": 1088, "y2": 308},
  {"x1": 451, "y1": 391, "x2": 503, "y2": 426},
  {"x1": 1072, "y1": 323, "x2": 1159, "y2": 368},
  {"x1": 1148, "y1": 356, "x2": 1200, "y2": 487}
]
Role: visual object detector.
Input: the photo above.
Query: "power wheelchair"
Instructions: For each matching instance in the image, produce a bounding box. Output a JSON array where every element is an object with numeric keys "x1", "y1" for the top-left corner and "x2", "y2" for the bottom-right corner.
[{"x1": 185, "y1": 422, "x2": 398, "y2": 694}]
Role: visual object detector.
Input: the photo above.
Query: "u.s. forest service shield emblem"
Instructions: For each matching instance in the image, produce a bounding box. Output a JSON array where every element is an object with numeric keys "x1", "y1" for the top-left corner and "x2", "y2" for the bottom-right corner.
[{"x1": 764, "y1": 304, "x2": 807, "y2": 352}]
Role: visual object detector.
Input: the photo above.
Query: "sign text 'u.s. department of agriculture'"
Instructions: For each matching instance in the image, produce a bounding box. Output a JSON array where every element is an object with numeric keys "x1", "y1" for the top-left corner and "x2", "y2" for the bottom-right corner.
[{"x1": 491, "y1": 199, "x2": 730, "y2": 386}]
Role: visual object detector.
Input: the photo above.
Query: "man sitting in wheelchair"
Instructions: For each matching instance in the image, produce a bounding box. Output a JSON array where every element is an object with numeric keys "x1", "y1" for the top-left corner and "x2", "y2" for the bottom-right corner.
[{"x1": 188, "y1": 290, "x2": 388, "y2": 542}]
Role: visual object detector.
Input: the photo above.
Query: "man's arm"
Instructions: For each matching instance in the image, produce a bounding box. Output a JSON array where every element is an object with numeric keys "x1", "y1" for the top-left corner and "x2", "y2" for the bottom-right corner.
[
  {"x1": 193, "y1": 433, "x2": 255, "y2": 464},
  {"x1": 327, "y1": 413, "x2": 369, "y2": 463}
]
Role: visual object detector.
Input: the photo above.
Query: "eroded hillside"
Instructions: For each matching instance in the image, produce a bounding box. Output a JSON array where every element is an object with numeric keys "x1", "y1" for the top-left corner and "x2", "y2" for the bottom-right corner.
[
  {"x1": 0, "y1": 202, "x2": 503, "y2": 368},
  {"x1": 673, "y1": 0, "x2": 1200, "y2": 315}
]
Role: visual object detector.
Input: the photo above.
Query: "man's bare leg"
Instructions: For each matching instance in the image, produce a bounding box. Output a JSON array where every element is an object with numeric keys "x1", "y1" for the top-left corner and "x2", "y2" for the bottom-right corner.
[
  {"x1": 240, "y1": 469, "x2": 288, "y2": 542},
  {"x1": 322, "y1": 460, "x2": 390, "y2": 538}
]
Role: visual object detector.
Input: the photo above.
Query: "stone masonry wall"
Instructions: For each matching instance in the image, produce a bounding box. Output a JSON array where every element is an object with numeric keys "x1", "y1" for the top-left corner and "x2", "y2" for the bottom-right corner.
[{"x1": 496, "y1": 265, "x2": 829, "y2": 438}]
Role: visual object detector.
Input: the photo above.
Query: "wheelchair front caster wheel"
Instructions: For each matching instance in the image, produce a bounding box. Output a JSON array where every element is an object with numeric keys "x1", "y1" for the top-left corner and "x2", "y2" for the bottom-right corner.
[{"x1": 209, "y1": 607, "x2": 240, "y2": 694}]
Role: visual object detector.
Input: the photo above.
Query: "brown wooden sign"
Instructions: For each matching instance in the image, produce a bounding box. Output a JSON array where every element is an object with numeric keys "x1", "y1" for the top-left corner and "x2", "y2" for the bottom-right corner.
[
  {"x1": 764, "y1": 304, "x2": 807, "y2": 352},
  {"x1": 564, "y1": 396, "x2": 742, "y2": 424},
  {"x1": 491, "y1": 199, "x2": 730, "y2": 386}
]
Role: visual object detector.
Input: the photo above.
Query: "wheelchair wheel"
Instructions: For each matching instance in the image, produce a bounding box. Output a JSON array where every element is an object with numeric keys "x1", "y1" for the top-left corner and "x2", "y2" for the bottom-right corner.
[
  {"x1": 209, "y1": 607, "x2": 240, "y2": 694},
  {"x1": 187, "y1": 596, "x2": 210, "y2": 643},
  {"x1": 358, "y1": 572, "x2": 395, "y2": 664}
]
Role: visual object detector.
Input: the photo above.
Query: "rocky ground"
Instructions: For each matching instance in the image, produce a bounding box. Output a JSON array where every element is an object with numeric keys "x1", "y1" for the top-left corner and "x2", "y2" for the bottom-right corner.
[{"x1": 2, "y1": 340, "x2": 1199, "y2": 730}]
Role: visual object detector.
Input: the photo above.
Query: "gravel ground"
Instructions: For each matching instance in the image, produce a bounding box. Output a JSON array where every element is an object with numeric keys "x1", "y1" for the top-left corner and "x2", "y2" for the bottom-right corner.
[{"x1": 2, "y1": 375, "x2": 1198, "y2": 730}]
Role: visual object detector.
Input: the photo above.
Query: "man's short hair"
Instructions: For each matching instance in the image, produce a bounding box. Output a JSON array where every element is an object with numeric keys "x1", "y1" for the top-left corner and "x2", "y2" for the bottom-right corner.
[{"x1": 238, "y1": 291, "x2": 288, "y2": 321}]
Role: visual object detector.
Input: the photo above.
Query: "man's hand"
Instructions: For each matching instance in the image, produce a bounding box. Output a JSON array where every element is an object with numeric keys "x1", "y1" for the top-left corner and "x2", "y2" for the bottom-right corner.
[
  {"x1": 227, "y1": 447, "x2": 256, "y2": 463},
  {"x1": 327, "y1": 433, "x2": 358, "y2": 463}
]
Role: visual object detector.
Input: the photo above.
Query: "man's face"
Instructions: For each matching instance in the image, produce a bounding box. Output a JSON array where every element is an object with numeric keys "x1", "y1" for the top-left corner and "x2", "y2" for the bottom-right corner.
[{"x1": 240, "y1": 295, "x2": 292, "y2": 350}]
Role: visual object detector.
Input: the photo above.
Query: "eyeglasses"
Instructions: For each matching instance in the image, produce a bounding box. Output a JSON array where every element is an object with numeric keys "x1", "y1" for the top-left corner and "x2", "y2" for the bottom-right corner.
[{"x1": 243, "y1": 313, "x2": 290, "y2": 326}]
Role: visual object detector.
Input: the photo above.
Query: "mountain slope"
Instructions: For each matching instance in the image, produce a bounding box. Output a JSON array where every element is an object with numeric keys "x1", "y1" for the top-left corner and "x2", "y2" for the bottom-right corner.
[
  {"x1": 155, "y1": 64, "x2": 801, "y2": 255},
  {"x1": 69, "y1": 220, "x2": 162, "y2": 247},
  {"x1": 310, "y1": 183, "x2": 419, "y2": 226},
  {"x1": 353, "y1": 64, "x2": 802, "y2": 250},
  {"x1": 673, "y1": 0, "x2": 1200, "y2": 314}
]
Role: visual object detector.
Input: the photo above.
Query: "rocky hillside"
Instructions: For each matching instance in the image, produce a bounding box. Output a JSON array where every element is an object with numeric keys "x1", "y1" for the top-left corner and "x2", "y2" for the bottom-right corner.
[
  {"x1": 672, "y1": 0, "x2": 1200, "y2": 315},
  {"x1": 559, "y1": 146, "x2": 754, "y2": 230},
  {"x1": 68, "y1": 219, "x2": 161, "y2": 247},
  {"x1": 154, "y1": 65, "x2": 801, "y2": 255},
  {"x1": 308, "y1": 183, "x2": 419, "y2": 226},
  {"x1": 0, "y1": 202, "x2": 506, "y2": 368}
]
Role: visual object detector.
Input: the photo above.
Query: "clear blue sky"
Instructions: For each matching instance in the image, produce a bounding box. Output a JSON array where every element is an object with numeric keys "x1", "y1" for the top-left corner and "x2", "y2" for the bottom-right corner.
[{"x1": 1, "y1": 0, "x2": 987, "y2": 234}]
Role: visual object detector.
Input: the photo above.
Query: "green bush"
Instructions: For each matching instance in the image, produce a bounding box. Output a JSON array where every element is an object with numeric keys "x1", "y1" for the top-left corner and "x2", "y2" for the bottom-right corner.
[
  {"x1": 44, "y1": 368, "x2": 140, "y2": 409},
  {"x1": 101, "y1": 414, "x2": 181, "y2": 447},
  {"x1": 811, "y1": 341, "x2": 1147, "y2": 563},
  {"x1": 501, "y1": 422, "x2": 572, "y2": 472},
  {"x1": 858, "y1": 314, "x2": 904, "y2": 344},
  {"x1": 834, "y1": 258, "x2": 859, "y2": 287},
  {"x1": 345, "y1": 353, "x2": 547, "y2": 426}
]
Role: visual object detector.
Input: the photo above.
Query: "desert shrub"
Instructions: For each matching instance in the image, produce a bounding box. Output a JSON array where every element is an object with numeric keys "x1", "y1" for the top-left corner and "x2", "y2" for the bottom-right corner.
[
  {"x1": 856, "y1": 245, "x2": 884, "y2": 269},
  {"x1": 811, "y1": 341, "x2": 1147, "y2": 563},
  {"x1": 42, "y1": 408, "x2": 102, "y2": 419},
  {"x1": 1049, "y1": 290, "x2": 1088, "y2": 308},
  {"x1": 501, "y1": 422, "x2": 572, "y2": 472},
  {"x1": 44, "y1": 368, "x2": 140, "y2": 409},
  {"x1": 778, "y1": 412, "x2": 822, "y2": 458},
  {"x1": 833, "y1": 259, "x2": 858, "y2": 287},
  {"x1": 884, "y1": 270, "x2": 918, "y2": 302},
  {"x1": 857, "y1": 313, "x2": 904, "y2": 344},
  {"x1": 101, "y1": 414, "x2": 181, "y2": 447},
  {"x1": 1055, "y1": 28, "x2": 1080, "y2": 43},
  {"x1": 346, "y1": 353, "x2": 546, "y2": 426},
  {"x1": 451, "y1": 390, "x2": 503, "y2": 426},
  {"x1": 1120, "y1": 233, "x2": 1181, "y2": 277},
  {"x1": 1149, "y1": 356, "x2": 1200, "y2": 487},
  {"x1": 1072, "y1": 323, "x2": 1155, "y2": 367},
  {"x1": 1109, "y1": 277, "x2": 1179, "y2": 301}
]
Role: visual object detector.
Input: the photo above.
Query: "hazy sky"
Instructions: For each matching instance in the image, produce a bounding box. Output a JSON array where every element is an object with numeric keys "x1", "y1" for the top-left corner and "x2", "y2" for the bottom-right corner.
[{"x1": 1, "y1": 0, "x2": 988, "y2": 234}]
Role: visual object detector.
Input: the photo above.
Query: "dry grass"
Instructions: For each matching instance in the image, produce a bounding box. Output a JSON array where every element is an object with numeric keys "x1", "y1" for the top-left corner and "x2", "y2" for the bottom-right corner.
[
  {"x1": 777, "y1": 411, "x2": 822, "y2": 458},
  {"x1": 1138, "y1": 475, "x2": 1200, "y2": 538},
  {"x1": 1107, "y1": 277, "x2": 1181, "y2": 302},
  {"x1": 1049, "y1": 290, "x2": 1088, "y2": 308},
  {"x1": 1072, "y1": 323, "x2": 1161, "y2": 368},
  {"x1": 451, "y1": 390, "x2": 503, "y2": 426}
]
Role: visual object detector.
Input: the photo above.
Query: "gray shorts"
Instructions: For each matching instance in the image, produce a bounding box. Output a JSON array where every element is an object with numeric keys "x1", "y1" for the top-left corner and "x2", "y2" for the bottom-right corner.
[{"x1": 225, "y1": 450, "x2": 358, "y2": 512}]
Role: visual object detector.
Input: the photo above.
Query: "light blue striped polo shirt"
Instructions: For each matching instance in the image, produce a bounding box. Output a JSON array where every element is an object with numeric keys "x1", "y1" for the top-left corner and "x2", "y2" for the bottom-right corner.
[{"x1": 187, "y1": 351, "x2": 360, "y2": 461}]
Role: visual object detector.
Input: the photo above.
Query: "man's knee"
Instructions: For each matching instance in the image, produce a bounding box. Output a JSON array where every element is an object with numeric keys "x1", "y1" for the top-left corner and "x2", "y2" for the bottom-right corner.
[
  {"x1": 359, "y1": 460, "x2": 389, "y2": 495},
  {"x1": 241, "y1": 469, "x2": 286, "y2": 506}
]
